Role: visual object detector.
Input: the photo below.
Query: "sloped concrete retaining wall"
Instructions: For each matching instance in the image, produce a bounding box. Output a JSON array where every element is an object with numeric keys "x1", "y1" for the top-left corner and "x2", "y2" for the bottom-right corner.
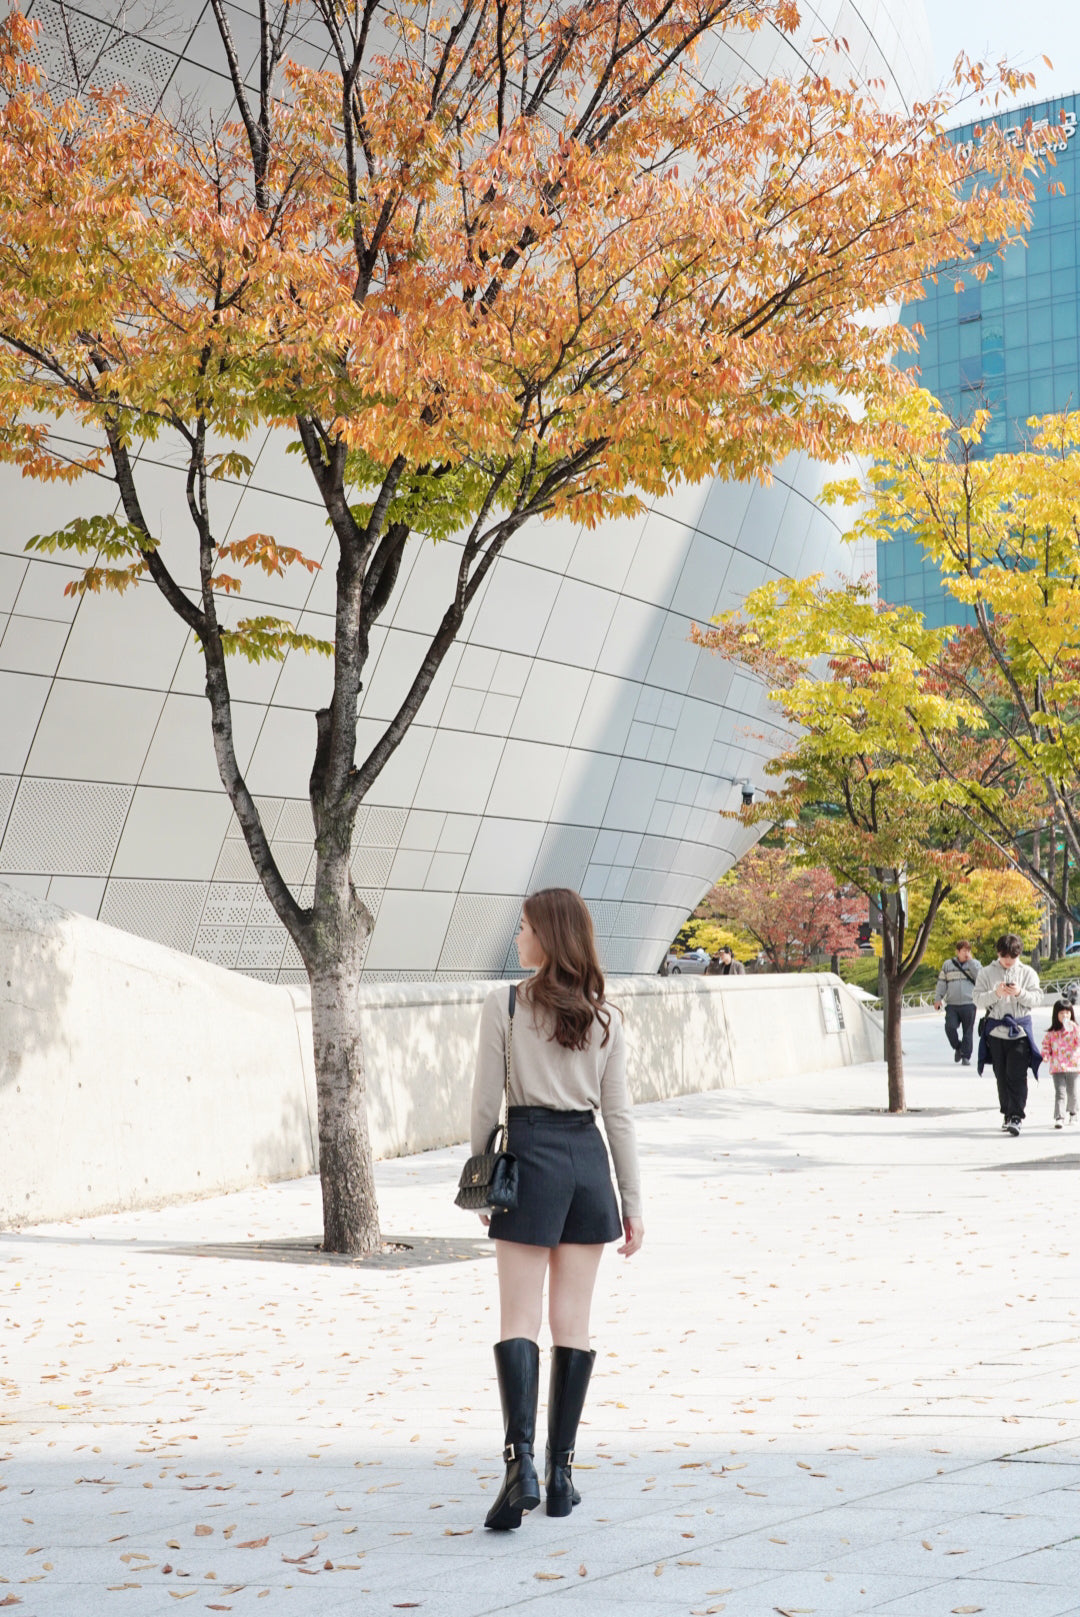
[{"x1": 1, "y1": 883, "x2": 877, "y2": 1224}]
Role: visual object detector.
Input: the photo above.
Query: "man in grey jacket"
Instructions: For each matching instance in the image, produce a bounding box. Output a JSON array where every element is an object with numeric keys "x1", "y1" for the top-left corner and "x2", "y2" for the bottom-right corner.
[{"x1": 934, "y1": 940, "x2": 981, "y2": 1066}]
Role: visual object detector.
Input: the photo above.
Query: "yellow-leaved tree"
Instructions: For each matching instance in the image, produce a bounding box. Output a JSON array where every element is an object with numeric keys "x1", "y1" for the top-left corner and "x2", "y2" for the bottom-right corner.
[
  {"x1": 917, "y1": 869, "x2": 1043, "y2": 971},
  {"x1": 0, "y1": 4, "x2": 1044, "y2": 1247},
  {"x1": 695, "y1": 578, "x2": 1027, "y2": 1109},
  {"x1": 833, "y1": 392, "x2": 1080, "y2": 956}
]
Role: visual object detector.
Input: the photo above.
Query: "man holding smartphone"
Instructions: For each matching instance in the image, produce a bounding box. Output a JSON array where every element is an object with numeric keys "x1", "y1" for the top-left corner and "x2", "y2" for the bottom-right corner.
[{"x1": 973, "y1": 933, "x2": 1042, "y2": 1135}]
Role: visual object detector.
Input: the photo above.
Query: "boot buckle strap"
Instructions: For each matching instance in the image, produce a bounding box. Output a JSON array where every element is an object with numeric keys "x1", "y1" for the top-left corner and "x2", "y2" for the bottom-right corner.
[
  {"x1": 551, "y1": 1448, "x2": 574, "y2": 1466},
  {"x1": 503, "y1": 1442, "x2": 534, "y2": 1462}
]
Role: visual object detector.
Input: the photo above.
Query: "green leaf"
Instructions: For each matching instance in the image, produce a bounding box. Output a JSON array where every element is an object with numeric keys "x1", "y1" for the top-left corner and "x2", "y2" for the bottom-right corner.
[
  {"x1": 25, "y1": 513, "x2": 157, "y2": 561},
  {"x1": 207, "y1": 451, "x2": 255, "y2": 481},
  {"x1": 210, "y1": 615, "x2": 334, "y2": 664}
]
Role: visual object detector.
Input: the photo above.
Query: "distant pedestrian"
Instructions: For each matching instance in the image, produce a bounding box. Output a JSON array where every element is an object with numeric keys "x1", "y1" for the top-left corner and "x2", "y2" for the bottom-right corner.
[
  {"x1": 1040, "y1": 1000, "x2": 1080, "y2": 1129},
  {"x1": 934, "y1": 940, "x2": 981, "y2": 1066},
  {"x1": 715, "y1": 946, "x2": 744, "y2": 976},
  {"x1": 973, "y1": 933, "x2": 1042, "y2": 1136},
  {"x1": 705, "y1": 953, "x2": 722, "y2": 975}
]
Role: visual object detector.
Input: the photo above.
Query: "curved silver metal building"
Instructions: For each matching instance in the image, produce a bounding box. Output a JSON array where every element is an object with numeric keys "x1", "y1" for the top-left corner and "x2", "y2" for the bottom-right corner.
[{"x1": 0, "y1": 0, "x2": 932, "y2": 980}]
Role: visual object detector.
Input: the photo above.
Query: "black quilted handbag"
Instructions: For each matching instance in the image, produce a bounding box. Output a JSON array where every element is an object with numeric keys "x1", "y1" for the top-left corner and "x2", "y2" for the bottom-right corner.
[{"x1": 455, "y1": 984, "x2": 520, "y2": 1212}]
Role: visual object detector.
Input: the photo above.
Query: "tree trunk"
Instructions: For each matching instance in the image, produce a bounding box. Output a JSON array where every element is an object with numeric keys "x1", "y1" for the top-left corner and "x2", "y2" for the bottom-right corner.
[
  {"x1": 1049, "y1": 820, "x2": 1060, "y2": 957},
  {"x1": 884, "y1": 973, "x2": 905, "y2": 1112},
  {"x1": 308, "y1": 949, "x2": 381, "y2": 1255}
]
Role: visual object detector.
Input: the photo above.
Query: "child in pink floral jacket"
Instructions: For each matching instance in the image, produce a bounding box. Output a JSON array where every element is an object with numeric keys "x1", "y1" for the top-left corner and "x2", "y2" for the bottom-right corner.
[{"x1": 1040, "y1": 1001, "x2": 1080, "y2": 1127}]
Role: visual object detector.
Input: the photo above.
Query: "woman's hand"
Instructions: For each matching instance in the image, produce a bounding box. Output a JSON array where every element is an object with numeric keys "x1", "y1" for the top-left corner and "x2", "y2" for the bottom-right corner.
[
  {"x1": 618, "y1": 1216, "x2": 644, "y2": 1257},
  {"x1": 479, "y1": 1213, "x2": 491, "y2": 1228}
]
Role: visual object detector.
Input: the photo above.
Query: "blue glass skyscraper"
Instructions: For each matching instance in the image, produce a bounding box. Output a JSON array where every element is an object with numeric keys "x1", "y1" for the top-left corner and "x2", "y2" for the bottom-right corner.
[{"x1": 879, "y1": 94, "x2": 1080, "y2": 627}]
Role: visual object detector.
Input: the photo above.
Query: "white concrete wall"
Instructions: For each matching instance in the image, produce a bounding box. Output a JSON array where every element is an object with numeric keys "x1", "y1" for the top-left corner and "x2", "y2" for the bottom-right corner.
[
  {"x1": 0, "y1": 881, "x2": 320, "y2": 1226},
  {"x1": 0, "y1": 882, "x2": 876, "y2": 1225}
]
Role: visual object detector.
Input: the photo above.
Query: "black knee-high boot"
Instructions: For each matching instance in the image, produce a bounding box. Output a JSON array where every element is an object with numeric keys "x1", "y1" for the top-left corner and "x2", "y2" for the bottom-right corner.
[
  {"x1": 484, "y1": 1338, "x2": 541, "y2": 1531},
  {"x1": 545, "y1": 1345, "x2": 595, "y2": 1517}
]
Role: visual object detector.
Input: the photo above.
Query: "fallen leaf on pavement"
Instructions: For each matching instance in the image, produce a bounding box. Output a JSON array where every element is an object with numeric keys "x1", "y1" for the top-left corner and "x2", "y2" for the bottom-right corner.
[{"x1": 237, "y1": 1538, "x2": 269, "y2": 1550}]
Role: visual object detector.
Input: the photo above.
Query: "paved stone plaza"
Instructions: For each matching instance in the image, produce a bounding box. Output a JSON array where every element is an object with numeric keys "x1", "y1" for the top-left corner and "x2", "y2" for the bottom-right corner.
[{"x1": 3, "y1": 1008, "x2": 1080, "y2": 1617}]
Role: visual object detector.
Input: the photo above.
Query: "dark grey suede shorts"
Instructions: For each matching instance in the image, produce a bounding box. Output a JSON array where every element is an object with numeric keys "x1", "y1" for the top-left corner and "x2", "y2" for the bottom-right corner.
[{"x1": 488, "y1": 1106, "x2": 622, "y2": 1247}]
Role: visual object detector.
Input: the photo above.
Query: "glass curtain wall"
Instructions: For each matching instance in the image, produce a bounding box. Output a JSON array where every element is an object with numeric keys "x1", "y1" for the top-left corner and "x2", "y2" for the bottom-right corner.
[{"x1": 881, "y1": 95, "x2": 1080, "y2": 626}]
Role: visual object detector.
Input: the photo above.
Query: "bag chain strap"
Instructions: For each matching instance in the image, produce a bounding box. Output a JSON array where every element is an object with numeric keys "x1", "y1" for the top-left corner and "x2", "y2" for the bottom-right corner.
[{"x1": 501, "y1": 983, "x2": 517, "y2": 1140}]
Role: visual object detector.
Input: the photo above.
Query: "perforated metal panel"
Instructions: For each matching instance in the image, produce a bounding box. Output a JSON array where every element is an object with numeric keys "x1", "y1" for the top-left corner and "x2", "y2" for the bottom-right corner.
[
  {"x1": 192, "y1": 926, "x2": 244, "y2": 967},
  {"x1": 440, "y1": 894, "x2": 522, "y2": 972},
  {"x1": 598, "y1": 937, "x2": 641, "y2": 973},
  {"x1": 212, "y1": 840, "x2": 259, "y2": 881},
  {"x1": 351, "y1": 845, "x2": 394, "y2": 887},
  {"x1": 0, "y1": 776, "x2": 16, "y2": 844},
  {"x1": 267, "y1": 842, "x2": 313, "y2": 884},
  {"x1": 247, "y1": 895, "x2": 280, "y2": 932},
  {"x1": 237, "y1": 928, "x2": 288, "y2": 970},
  {"x1": 585, "y1": 901, "x2": 621, "y2": 936},
  {"x1": 201, "y1": 883, "x2": 256, "y2": 928},
  {"x1": 99, "y1": 879, "x2": 207, "y2": 952},
  {"x1": 0, "y1": 778, "x2": 133, "y2": 875},
  {"x1": 363, "y1": 806, "x2": 408, "y2": 847},
  {"x1": 614, "y1": 902, "x2": 652, "y2": 937},
  {"x1": 528, "y1": 824, "x2": 598, "y2": 893},
  {"x1": 254, "y1": 798, "x2": 286, "y2": 836},
  {"x1": 355, "y1": 888, "x2": 382, "y2": 923},
  {"x1": 276, "y1": 799, "x2": 313, "y2": 841}
]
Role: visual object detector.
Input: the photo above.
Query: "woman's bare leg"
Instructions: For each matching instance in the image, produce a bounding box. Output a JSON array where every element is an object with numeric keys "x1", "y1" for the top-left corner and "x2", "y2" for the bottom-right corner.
[
  {"x1": 547, "y1": 1243, "x2": 605, "y2": 1349},
  {"x1": 495, "y1": 1240, "x2": 550, "y2": 1341}
]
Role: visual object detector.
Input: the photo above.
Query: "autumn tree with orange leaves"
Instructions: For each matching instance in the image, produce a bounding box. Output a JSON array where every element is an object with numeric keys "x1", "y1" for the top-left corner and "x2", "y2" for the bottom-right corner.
[{"x1": 0, "y1": 0, "x2": 1042, "y2": 1246}]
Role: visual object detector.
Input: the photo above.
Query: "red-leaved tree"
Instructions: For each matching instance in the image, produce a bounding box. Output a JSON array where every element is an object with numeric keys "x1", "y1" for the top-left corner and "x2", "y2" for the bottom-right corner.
[{"x1": 706, "y1": 846, "x2": 859, "y2": 971}]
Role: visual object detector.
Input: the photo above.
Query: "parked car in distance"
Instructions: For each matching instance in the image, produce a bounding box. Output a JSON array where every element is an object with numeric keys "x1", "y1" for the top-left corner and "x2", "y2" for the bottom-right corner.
[
  {"x1": 1065, "y1": 941, "x2": 1080, "y2": 956},
  {"x1": 665, "y1": 948, "x2": 711, "y2": 975}
]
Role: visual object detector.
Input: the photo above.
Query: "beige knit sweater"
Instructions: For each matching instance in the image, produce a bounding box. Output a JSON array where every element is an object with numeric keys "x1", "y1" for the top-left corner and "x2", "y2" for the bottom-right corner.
[{"x1": 470, "y1": 983, "x2": 643, "y2": 1220}]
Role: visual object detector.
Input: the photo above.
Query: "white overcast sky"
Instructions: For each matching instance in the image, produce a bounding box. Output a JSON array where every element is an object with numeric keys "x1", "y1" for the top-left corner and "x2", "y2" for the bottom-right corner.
[{"x1": 930, "y1": 0, "x2": 1080, "y2": 111}]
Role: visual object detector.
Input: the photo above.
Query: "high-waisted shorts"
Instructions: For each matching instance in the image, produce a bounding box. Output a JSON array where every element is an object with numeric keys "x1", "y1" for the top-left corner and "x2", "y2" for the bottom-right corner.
[{"x1": 488, "y1": 1107, "x2": 622, "y2": 1247}]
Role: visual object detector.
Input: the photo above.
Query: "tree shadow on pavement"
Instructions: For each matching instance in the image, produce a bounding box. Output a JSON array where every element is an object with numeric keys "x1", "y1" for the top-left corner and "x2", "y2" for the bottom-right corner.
[{"x1": 0, "y1": 1229, "x2": 494, "y2": 1267}]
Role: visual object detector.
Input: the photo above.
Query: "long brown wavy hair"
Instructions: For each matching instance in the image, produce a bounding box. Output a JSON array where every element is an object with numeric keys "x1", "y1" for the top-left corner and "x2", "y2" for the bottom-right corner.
[{"x1": 521, "y1": 888, "x2": 612, "y2": 1050}]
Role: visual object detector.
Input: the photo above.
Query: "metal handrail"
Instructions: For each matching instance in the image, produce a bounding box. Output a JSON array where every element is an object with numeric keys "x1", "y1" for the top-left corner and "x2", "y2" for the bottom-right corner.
[{"x1": 859, "y1": 988, "x2": 1070, "y2": 1014}]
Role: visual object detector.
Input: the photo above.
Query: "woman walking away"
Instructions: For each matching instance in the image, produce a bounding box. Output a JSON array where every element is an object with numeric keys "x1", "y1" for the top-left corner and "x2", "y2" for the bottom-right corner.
[
  {"x1": 470, "y1": 888, "x2": 644, "y2": 1531},
  {"x1": 973, "y1": 933, "x2": 1042, "y2": 1136},
  {"x1": 1041, "y1": 1000, "x2": 1080, "y2": 1129}
]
